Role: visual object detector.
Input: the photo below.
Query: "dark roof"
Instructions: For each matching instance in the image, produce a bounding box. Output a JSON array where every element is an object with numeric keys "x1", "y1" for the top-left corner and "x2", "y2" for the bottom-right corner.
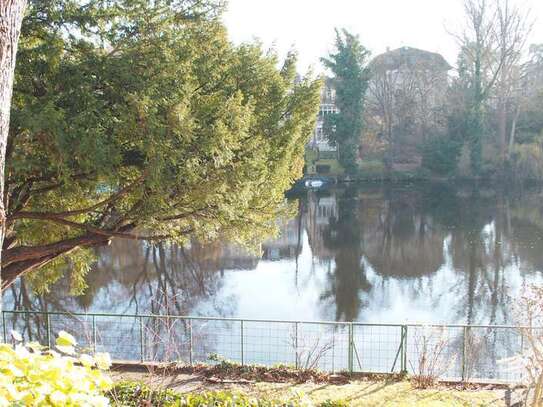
[{"x1": 369, "y1": 46, "x2": 452, "y2": 72}]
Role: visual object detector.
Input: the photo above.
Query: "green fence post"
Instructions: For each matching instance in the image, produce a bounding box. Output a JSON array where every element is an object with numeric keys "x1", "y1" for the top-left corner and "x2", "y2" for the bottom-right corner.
[
  {"x1": 462, "y1": 326, "x2": 468, "y2": 381},
  {"x1": 399, "y1": 326, "x2": 404, "y2": 372},
  {"x1": 92, "y1": 315, "x2": 97, "y2": 354},
  {"x1": 240, "y1": 320, "x2": 244, "y2": 366},
  {"x1": 46, "y1": 313, "x2": 51, "y2": 348},
  {"x1": 188, "y1": 319, "x2": 193, "y2": 366},
  {"x1": 2, "y1": 312, "x2": 6, "y2": 343},
  {"x1": 348, "y1": 322, "x2": 354, "y2": 373},
  {"x1": 294, "y1": 322, "x2": 299, "y2": 369},
  {"x1": 331, "y1": 326, "x2": 336, "y2": 373},
  {"x1": 139, "y1": 316, "x2": 145, "y2": 363},
  {"x1": 401, "y1": 325, "x2": 408, "y2": 374},
  {"x1": 520, "y1": 330, "x2": 525, "y2": 382}
]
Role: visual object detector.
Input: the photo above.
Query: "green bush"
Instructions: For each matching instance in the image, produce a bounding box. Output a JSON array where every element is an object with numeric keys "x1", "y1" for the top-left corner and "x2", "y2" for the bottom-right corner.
[
  {"x1": 421, "y1": 136, "x2": 463, "y2": 176},
  {"x1": 107, "y1": 382, "x2": 181, "y2": 406},
  {"x1": 0, "y1": 331, "x2": 112, "y2": 406},
  {"x1": 319, "y1": 400, "x2": 349, "y2": 407},
  {"x1": 511, "y1": 139, "x2": 543, "y2": 180},
  {"x1": 108, "y1": 382, "x2": 305, "y2": 406},
  {"x1": 181, "y1": 392, "x2": 303, "y2": 407},
  {"x1": 359, "y1": 159, "x2": 384, "y2": 173}
]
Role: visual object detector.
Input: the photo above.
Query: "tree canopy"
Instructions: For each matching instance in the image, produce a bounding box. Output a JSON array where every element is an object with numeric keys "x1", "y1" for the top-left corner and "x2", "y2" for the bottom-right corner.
[
  {"x1": 321, "y1": 29, "x2": 370, "y2": 175},
  {"x1": 4, "y1": 0, "x2": 321, "y2": 291}
]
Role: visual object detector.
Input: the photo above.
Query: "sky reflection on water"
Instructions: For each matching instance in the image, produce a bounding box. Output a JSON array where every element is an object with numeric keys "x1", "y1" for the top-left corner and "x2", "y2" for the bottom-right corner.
[{"x1": 5, "y1": 182, "x2": 543, "y2": 325}]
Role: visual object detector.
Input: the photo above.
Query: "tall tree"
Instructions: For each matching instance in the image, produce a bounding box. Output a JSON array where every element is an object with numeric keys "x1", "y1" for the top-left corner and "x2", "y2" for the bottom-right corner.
[
  {"x1": 511, "y1": 43, "x2": 543, "y2": 153},
  {"x1": 3, "y1": 0, "x2": 321, "y2": 290},
  {"x1": 0, "y1": 0, "x2": 27, "y2": 301},
  {"x1": 459, "y1": 0, "x2": 495, "y2": 175},
  {"x1": 451, "y1": 0, "x2": 497, "y2": 174},
  {"x1": 321, "y1": 29, "x2": 370, "y2": 175},
  {"x1": 366, "y1": 47, "x2": 451, "y2": 171},
  {"x1": 494, "y1": 0, "x2": 531, "y2": 167},
  {"x1": 452, "y1": 0, "x2": 530, "y2": 174}
]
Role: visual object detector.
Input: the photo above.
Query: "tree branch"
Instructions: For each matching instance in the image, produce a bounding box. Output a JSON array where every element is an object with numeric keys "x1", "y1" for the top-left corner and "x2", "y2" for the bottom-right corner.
[
  {"x1": 0, "y1": 233, "x2": 111, "y2": 290},
  {"x1": 7, "y1": 177, "x2": 143, "y2": 222}
]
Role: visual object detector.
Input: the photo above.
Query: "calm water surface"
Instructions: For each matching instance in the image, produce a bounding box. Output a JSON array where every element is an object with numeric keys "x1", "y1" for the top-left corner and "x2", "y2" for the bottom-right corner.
[{"x1": 5, "y1": 182, "x2": 543, "y2": 325}]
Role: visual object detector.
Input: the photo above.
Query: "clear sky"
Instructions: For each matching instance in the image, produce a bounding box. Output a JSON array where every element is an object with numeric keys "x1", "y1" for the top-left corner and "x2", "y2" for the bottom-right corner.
[{"x1": 222, "y1": 0, "x2": 543, "y2": 74}]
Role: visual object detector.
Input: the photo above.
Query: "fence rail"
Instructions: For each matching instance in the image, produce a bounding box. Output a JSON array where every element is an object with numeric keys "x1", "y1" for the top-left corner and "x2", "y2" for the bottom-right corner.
[{"x1": 0, "y1": 310, "x2": 531, "y2": 383}]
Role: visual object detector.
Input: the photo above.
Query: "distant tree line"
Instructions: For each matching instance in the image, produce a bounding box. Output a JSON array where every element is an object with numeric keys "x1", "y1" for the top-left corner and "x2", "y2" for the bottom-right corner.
[{"x1": 322, "y1": 0, "x2": 543, "y2": 180}]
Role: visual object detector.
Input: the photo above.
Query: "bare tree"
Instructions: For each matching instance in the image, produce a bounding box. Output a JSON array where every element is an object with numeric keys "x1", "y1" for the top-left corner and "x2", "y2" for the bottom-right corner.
[
  {"x1": 451, "y1": 0, "x2": 499, "y2": 174},
  {"x1": 504, "y1": 285, "x2": 543, "y2": 406},
  {"x1": 0, "y1": 0, "x2": 27, "y2": 309},
  {"x1": 366, "y1": 67, "x2": 401, "y2": 169},
  {"x1": 366, "y1": 49, "x2": 449, "y2": 170},
  {"x1": 451, "y1": 0, "x2": 531, "y2": 173},
  {"x1": 494, "y1": 0, "x2": 532, "y2": 165},
  {"x1": 409, "y1": 325, "x2": 454, "y2": 388},
  {"x1": 508, "y1": 44, "x2": 543, "y2": 156}
]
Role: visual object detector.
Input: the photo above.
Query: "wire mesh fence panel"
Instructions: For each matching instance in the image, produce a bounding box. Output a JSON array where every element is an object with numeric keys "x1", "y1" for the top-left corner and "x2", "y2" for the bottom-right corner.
[
  {"x1": 297, "y1": 322, "x2": 350, "y2": 372},
  {"x1": 143, "y1": 316, "x2": 191, "y2": 363},
  {"x1": 2, "y1": 311, "x2": 49, "y2": 345},
  {"x1": 242, "y1": 320, "x2": 294, "y2": 367},
  {"x1": 463, "y1": 326, "x2": 524, "y2": 382},
  {"x1": 352, "y1": 324, "x2": 403, "y2": 373},
  {"x1": 48, "y1": 313, "x2": 94, "y2": 353},
  {"x1": 0, "y1": 311, "x2": 537, "y2": 383},
  {"x1": 405, "y1": 325, "x2": 464, "y2": 380},
  {"x1": 94, "y1": 315, "x2": 141, "y2": 361},
  {"x1": 191, "y1": 318, "x2": 242, "y2": 364}
]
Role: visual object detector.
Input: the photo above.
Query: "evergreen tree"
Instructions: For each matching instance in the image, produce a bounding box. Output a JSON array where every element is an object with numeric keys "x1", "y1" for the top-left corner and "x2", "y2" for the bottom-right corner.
[
  {"x1": 321, "y1": 29, "x2": 370, "y2": 175},
  {"x1": 3, "y1": 0, "x2": 321, "y2": 290}
]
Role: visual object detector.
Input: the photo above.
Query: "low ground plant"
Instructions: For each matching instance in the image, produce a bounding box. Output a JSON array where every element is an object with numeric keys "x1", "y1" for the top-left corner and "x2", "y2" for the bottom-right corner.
[
  {"x1": 0, "y1": 330, "x2": 112, "y2": 406},
  {"x1": 108, "y1": 382, "x2": 308, "y2": 406},
  {"x1": 317, "y1": 400, "x2": 349, "y2": 407},
  {"x1": 409, "y1": 325, "x2": 453, "y2": 388},
  {"x1": 191, "y1": 354, "x2": 335, "y2": 383},
  {"x1": 107, "y1": 381, "x2": 181, "y2": 406}
]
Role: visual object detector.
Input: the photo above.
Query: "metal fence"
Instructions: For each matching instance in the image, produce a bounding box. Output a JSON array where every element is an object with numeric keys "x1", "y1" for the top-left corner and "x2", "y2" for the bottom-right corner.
[{"x1": 0, "y1": 310, "x2": 530, "y2": 383}]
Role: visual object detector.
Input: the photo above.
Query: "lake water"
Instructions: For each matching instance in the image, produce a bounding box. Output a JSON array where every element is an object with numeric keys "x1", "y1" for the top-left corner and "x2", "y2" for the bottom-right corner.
[{"x1": 4, "y1": 181, "x2": 543, "y2": 325}]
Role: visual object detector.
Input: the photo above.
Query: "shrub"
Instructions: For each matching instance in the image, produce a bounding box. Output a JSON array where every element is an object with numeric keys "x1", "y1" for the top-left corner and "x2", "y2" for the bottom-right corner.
[
  {"x1": 409, "y1": 326, "x2": 452, "y2": 389},
  {"x1": 0, "y1": 330, "x2": 112, "y2": 406},
  {"x1": 421, "y1": 136, "x2": 462, "y2": 176},
  {"x1": 107, "y1": 382, "x2": 181, "y2": 406},
  {"x1": 500, "y1": 284, "x2": 543, "y2": 406},
  {"x1": 510, "y1": 140, "x2": 543, "y2": 180},
  {"x1": 107, "y1": 382, "x2": 306, "y2": 406},
  {"x1": 319, "y1": 400, "x2": 349, "y2": 407},
  {"x1": 180, "y1": 392, "x2": 303, "y2": 407},
  {"x1": 359, "y1": 159, "x2": 385, "y2": 176}
]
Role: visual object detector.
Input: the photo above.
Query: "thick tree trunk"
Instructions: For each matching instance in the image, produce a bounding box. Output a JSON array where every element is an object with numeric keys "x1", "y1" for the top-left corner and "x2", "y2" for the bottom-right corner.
[
  {"x1": 1, "y1": 233, "x2": 111, "y2": 290},
  {"x1": 0, "y1": 0, "x2": 27, "y2": 306}
]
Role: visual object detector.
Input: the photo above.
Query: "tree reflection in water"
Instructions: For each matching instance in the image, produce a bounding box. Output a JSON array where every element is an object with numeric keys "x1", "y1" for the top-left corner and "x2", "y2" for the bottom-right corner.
[
  {"x1": 319, "y1": 186, "x2": 371, "y2": 321},
  {"x1": 4, "y1": 182, "x2": 543, "y2": 328}
]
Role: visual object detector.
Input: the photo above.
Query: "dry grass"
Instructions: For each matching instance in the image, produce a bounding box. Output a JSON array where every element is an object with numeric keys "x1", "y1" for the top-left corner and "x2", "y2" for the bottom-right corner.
[
  {"x1": 251, "y1": 381, "x2": 506, "y2": 406},
  {"x1": 111, "y1": 370, "x2": 509, "y2": 406}
]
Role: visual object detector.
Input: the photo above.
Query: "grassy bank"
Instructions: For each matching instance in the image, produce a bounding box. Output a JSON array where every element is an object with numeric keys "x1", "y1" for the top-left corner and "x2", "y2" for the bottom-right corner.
[
  {"x1": 111, "y1": 369, "x2": 513, "y2": 406},
  {"x1": 246, "y1": 381, "x2": 506, "y2": 406}
]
